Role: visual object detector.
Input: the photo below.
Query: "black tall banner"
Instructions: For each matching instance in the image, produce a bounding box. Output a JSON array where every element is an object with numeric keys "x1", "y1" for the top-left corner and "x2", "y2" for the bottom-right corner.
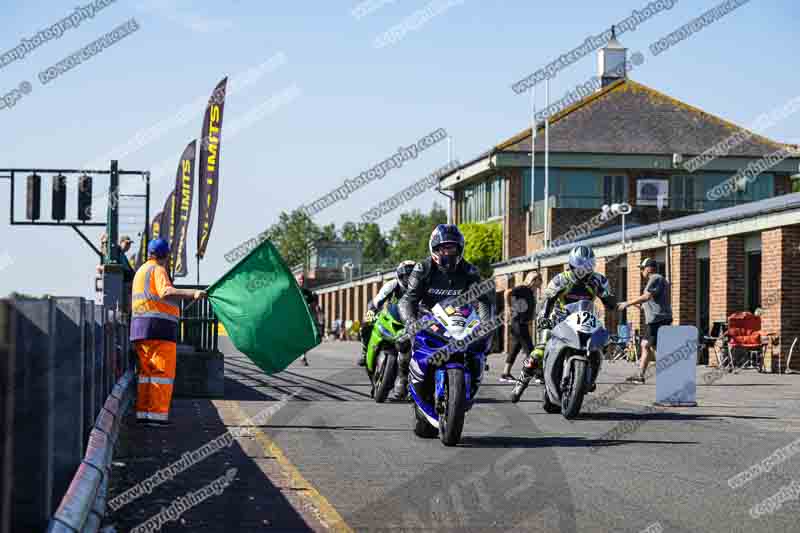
[
  {"x1": 171, "y1": 140, "x2": 196, "y2": 278},
  {"x1": 136, "y1": 213, "x2": 161, "y2": 270},
  {"x1": 135, "y1": 211, "x2": 164, "y2": 268},
  {"x1": 151, "y1": 211, "x2": 163, "y2": 240},
  {"x1": 161, "y1": 190, "x2": 177, "y2": 274},
  {"x1": 197, "y1": 77, "x2": 227, "y2": 260}
]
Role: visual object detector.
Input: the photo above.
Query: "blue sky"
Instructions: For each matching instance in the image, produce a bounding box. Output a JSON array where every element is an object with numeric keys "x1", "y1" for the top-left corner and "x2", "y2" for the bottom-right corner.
[{"x1": 1, "y1": 0, "x2": 798, "y2": 297}]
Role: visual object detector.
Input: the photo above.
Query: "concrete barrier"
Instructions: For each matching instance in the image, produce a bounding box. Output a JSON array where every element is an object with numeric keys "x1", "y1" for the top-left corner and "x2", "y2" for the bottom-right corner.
[
  {"x1": 0, "y1": 301, "x2": 15, "y2": 533},
  {"x1": 12, "y1": 298, "x2": 56, "y2": 531},
  {"x1": 53, "y1": 298, "x2": 87, "y2": 510},
  {"x1": 0, "y1": 294, "x2": 134, "y2": 533},
  {"x1": 174, "y1": 344, "x2": 224, "y2": 398},
  {"x1": 47, "y1": 369, "x2": 135, "y2": 533},
  {"x1": 82, "y1": 301, "x2": 96, "y2": 451}
]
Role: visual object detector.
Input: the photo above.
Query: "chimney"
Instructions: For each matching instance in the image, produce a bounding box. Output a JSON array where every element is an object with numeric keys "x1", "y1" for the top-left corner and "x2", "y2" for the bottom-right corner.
[{"x1": 597, "y1": 25, "x2": 627, "y2": 90}]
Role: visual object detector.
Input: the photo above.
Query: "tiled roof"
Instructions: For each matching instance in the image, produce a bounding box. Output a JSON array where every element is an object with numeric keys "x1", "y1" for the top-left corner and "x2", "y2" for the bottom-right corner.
[{"x1": 496, "y1": 79, "x2": 788, "y2": 157}]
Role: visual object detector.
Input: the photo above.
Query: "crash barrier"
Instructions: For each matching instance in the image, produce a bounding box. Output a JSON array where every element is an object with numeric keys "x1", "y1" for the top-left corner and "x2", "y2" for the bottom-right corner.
[
  {"x1": 175, "y1": 285, "x2": 219, "y2": 353},
  {"x1": 0, "y1": 296, "x2": 133, "y2": 533},
  {"x1": 654, "y1": 325, "x2": 699, "y2": 407},
  {"x1": 46, "y1": 370, "x2": 135, "y2": 533}
]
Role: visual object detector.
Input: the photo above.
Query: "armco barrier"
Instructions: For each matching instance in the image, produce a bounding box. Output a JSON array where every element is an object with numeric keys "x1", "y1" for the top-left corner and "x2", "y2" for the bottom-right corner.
[
  {"x1": 47, "y1": 370, "x2": 135, "y2": 533},
  {"x1": 0, "y1": 296, "x2": 132, "y2": 533}
]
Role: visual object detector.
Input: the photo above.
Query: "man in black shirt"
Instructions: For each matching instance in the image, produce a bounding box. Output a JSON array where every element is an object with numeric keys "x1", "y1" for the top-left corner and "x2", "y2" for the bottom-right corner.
[
  {"x1": 300, "y1": 286, "x2": 318, "y2": 366},
  {"x1": 500, "y1": 271, "x2": 541, "y2": 382}
]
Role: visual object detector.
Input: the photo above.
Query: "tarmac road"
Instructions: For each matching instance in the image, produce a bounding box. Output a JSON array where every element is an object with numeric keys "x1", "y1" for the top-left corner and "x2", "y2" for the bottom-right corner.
[{"x1": 218, "y1": 338, "x2": 800, "y2": 533}]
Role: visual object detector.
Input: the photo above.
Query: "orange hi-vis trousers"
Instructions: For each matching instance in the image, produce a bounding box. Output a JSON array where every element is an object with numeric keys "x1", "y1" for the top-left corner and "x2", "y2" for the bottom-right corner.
[{"x1": 134, "y1": 339, "x2": 177, "y2": 421}]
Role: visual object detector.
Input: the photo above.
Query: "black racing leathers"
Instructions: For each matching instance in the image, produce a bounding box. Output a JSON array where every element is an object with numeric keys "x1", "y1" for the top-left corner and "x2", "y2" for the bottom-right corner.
[
  {"x1": 398, "y1": 257, "x2": 492, "y2": 327},
  {"x1": 396, "y1": 257, "x2": 493, "y2": 398}
]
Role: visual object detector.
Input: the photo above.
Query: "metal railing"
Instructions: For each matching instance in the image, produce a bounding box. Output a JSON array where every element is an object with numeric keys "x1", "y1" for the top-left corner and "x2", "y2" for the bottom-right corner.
[
  {"x1": 0, "y1": 296, "x2": 133, "y2": 533},
  {"x1": 527, "y1": 196, "x2": 748, "y2": 235},
  {"x1": 175, "y1": 285, "x2": 219, "y2": 353}
]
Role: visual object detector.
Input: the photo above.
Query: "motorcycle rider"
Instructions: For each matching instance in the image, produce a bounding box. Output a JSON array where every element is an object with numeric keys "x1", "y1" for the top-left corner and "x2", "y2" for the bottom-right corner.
[
  {"x1": 511, "y1": 245, "x2": 617, "y2": 401},
  {"x1": 358, "y1": 260, "x2": 416, "y2": 367},
  {"x1": 391, "y1": 224, "x2": 493, "y2": 402}
]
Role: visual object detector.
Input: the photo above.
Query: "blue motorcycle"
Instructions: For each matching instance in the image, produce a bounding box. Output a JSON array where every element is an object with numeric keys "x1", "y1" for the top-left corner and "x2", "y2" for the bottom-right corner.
[{"x1": 407, "y1": 297, "x2": 490, "y2": 446}]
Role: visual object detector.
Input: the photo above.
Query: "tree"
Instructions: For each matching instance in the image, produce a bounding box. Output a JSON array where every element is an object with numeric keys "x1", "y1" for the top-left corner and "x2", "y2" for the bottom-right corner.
[
  {"x1": 264, "y1": 210, "x2": 326, "y2": 268},
  {"x1": 459, "y1": 222, "x2": 502, "y2": 278},
  {"x1": 340, "y1": 222, "x2": 360, "y2": 243},
  {"x1": 318, "y1": 223, "x2": 338, "y2": 242},
  {"x1": 388, "y1": 203, "x2": 447, "y2": 264},
  {"x1": 340, "y1": 222, "x2": 390, "y2": 268}
]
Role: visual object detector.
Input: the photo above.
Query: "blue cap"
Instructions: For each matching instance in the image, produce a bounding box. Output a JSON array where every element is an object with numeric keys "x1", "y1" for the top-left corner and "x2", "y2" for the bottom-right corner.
[{"x1": 148, "y1": 238, "x2": 170, "y2": 258}]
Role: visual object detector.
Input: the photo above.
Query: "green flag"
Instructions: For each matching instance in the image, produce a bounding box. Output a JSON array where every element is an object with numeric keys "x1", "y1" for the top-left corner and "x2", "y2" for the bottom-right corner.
[{"x1": 207, "y1": 239, "x2": 320, "y2": 374}]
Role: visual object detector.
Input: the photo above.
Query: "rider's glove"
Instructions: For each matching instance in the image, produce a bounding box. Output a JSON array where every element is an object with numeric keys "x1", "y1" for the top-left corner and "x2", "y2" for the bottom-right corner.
[
  {"x1": 536, "y1": 317, "x2": 553, "y2": 330},
  {"x1": 364, "y1": 309, "x2": 376, "y2": 323}
]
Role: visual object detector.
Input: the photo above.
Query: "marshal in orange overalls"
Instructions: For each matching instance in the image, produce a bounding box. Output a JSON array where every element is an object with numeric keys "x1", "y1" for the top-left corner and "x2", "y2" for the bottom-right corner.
[{"x1": 130, "y1": 259, "x2": 181, "y2": 422}]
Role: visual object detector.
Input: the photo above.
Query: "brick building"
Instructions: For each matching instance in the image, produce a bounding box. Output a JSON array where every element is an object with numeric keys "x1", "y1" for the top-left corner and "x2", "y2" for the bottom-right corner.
[{"x1": 313, "y1": 35, "x2": 800, "y2": 370}]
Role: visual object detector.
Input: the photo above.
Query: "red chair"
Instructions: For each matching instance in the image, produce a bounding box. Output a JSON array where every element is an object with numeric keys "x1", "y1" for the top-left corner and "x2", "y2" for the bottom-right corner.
[{"x1": 724, "y1": 312, "x2": 772, "y2": 372}]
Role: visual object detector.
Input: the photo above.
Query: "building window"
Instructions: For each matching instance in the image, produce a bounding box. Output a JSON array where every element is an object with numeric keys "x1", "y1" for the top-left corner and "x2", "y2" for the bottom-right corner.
[
  {"x1": 557, "y1": 171, "x2": 602, "y2": 208},
  {"x1": 603, "y1": 175, "x2": 627, "y2": 205},
  {"x1": 745, "y1": 252, "x2": 762, "y2": 312},
  {"x1": 744, "y1": 233, "x2": 762, "y2": 313},
  {"x1": 460, "y1": 175, "x2": 506, "y2": 223},
  {"x1": 669, "y1": 174, "x2": 697, "y2": 210}
]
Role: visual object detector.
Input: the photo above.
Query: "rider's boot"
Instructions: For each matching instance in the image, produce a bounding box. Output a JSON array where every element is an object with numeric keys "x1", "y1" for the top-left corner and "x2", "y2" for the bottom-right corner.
[
  {"x1": 358, "y1": 323, "x2": 372, "y2": 367},
  {"x1": 510, "y1": 345, "x2": 544, "y2": 403},
  {"x1": 388, "y1": 349, "x2": 410, "y2": 402}
]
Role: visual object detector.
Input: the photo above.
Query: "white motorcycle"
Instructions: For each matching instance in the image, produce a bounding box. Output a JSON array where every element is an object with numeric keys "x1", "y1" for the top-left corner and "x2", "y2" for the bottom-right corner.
[{"x1": 511, "y1": 300, "x2": 609, "y2": 419}]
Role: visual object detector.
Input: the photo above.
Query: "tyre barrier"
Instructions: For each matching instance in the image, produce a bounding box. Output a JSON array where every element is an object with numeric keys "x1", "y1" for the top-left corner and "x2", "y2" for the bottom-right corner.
[{"x1": 46, "y1": 370, "x2": 135, "y2": 533}]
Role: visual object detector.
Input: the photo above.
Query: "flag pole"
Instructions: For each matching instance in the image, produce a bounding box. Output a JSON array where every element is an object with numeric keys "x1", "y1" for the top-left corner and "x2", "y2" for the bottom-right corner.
[
  {"x1": 530, "y1": 83, "x2": 536, "y2": 233},
  {"x1": 544, "y1": 78, "x2": 550, "y2": 248}
]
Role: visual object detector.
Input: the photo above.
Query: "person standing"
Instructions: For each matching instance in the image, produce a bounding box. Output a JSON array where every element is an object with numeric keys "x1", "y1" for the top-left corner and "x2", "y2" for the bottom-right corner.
[
  {"x1": 131, "y1": 238, "x2": 205, "y2": 426},
  {"x1": 500, "y1": 271, "x2": 541, "y2": 382},
  {"x1": 618, "y1": 257, "x2": 673, "y2": 384},
  {"x1": 117, "y1": 235, "x2": 135, "y2": 282},
  {"x1": 300, "y1": 286, "x2": 317, "y2": 366}
]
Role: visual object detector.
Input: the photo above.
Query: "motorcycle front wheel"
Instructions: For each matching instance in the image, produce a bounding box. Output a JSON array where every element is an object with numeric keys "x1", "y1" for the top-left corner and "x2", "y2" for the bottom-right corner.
[
  {"x1": 439, "y1": 367, "x2": 466, "y2": 446},
  {"x1": 373, "y1": 348, "x2": 398, "y2": 403},
  {"x1": 561, "y1": 359, "x2": 587, "y2": 419}
]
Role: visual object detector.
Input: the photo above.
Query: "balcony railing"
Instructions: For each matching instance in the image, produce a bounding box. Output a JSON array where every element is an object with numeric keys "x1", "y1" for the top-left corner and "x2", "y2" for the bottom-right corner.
[{"x1": 526, "y1": 195, "x2": 746, "y2": 234}]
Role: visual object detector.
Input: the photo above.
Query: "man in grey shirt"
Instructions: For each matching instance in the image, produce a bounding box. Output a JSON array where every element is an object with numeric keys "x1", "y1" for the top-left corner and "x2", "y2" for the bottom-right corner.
[{"x1": 618, "y1": 257, "x2": 673, "y2": 383}]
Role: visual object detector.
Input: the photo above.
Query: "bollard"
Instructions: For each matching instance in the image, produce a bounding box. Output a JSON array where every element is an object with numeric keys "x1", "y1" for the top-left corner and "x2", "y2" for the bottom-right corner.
[
  {"x1": 11, "y1": 298, "x2": 56, "y2": 531},
  {"x1": 0, "y1": 300, "x2": 16, "y2": 533},
  {"x1": 52, "y1": 298, "x2": 86, "y2": 512}
]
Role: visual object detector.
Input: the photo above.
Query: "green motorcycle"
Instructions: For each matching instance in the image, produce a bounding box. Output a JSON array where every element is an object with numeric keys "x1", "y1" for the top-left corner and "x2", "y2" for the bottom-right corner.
[{"x1": 366, "y1": 303, "x2": 405, "y2": 403}]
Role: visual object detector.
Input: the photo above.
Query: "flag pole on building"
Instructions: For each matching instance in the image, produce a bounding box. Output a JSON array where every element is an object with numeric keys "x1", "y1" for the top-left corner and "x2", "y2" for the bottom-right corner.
[
  {"x1": 544, "y1": 78, "x2": 550, "y2": 248},
  {"x1": 530, "y1": 83, "x2": 536, "y2": 233}
]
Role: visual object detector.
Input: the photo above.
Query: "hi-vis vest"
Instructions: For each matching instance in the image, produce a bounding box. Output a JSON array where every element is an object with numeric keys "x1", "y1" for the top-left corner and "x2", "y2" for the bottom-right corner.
[{"x1": 130, "y1": 259, "x2": 180, "y2": 342}]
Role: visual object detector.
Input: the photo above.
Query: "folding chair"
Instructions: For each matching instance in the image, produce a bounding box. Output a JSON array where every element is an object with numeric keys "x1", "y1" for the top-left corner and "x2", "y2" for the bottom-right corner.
[
  {"x1": 703, "y1": 321, "x2": 730, "y2": 370},
  {"x1": 725, "y1": 312, "x2": 773, "y2": 373},
  {"x1": 605, "y1": 324, "x2": 634, "y2": 362}
]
